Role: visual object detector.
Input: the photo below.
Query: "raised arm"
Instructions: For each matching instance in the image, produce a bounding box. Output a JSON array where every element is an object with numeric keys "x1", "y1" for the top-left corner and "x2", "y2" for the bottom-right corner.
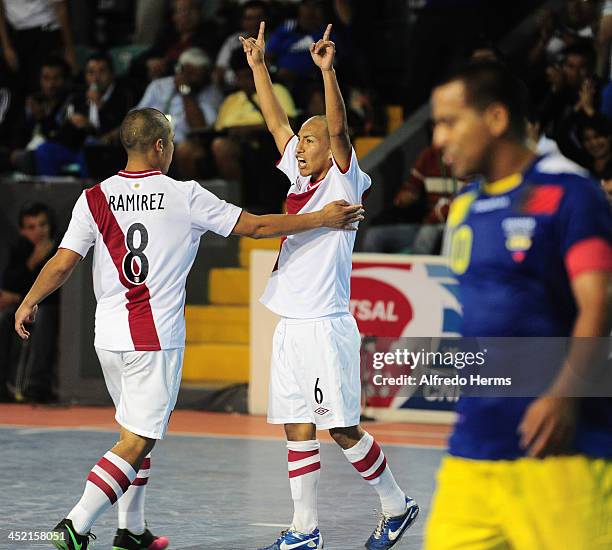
[
  {"x1": 232, "y1": 200, "x2": 363, "y2": 239},
  {"x1": 311, "y1": 23, "x2": 351, "y2": 171},
  {"x1": 240, "y1": 22, "x2": 293, "y2": 153}
]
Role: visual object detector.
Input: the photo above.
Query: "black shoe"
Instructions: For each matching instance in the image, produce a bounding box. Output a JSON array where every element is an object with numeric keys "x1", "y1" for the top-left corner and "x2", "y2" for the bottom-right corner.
[
  {"x1": 52, "y1": 518, "x2": 96, "y2": 550},
  {"x1": 112, "y1": 527, "x2": 169, "y2": 549}
]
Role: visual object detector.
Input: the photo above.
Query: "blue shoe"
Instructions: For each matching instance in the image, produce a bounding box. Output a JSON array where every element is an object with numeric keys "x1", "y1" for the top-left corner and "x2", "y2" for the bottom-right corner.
[
  {"x1": 258, "y1": 527, "x2": 323, "y2": 549},
  {"x1": 365, "y1": 497, "x2": 419, "y2": 549}
]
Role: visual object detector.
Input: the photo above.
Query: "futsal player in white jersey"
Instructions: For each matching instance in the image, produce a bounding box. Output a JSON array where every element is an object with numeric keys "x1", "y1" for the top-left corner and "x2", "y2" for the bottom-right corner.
[
  {"x1": 13, "y1": 108, "x2": 364, "y2": 550},
  {"x1": 241, "y1": 23, "x2": 419, "y2": 550}
]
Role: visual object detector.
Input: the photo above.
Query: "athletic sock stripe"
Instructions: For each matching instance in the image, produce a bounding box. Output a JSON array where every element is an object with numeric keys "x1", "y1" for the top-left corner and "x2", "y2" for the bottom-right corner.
[
  {"x1": 288, "y1": 461, "x2": 321, "y2": 478},
  {"x1": 351, "y1": 440, "x2": 381, "y2": 473},
  {"x1": 288, "y1": 449, "x2": 319, "y2": 462},
  {"x1": 364, "y1": 457, "x2": 387, "y2": 481},
  {"x1": 87, "y1": 471, "x2": 119, "y2": 504},
  {"x1": 132, "y1": 477, "x2": 148, "y2": 486},
  {"x1": 136, "y1": 468, "x2": 150, "y2": 478},
  {"x1": 360, "y1": 450, "x2": 386, "y2": 480},
  {"x1": 288, "y1": 454, "x2": 320, "y2": 472},
  {"x1": 98, "y1": 457, "x2": 132, "y2": 493},
  {"x1": 140, "y1": 457, "x2": 151, "y2": 470},
  {"x1": 92, "y1": 464, "x2": 123, "y2": 496}
]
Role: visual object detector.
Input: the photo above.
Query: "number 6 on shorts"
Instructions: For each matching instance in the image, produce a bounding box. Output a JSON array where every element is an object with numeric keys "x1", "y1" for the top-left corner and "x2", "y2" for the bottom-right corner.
[{"x1": 314, "y1": 377, "x2": 323, "y2": 405}]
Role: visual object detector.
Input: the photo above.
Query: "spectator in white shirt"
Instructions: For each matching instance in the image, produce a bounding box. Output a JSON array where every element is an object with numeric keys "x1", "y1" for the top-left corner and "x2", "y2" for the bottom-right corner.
[{"x1": 137, "y1": 47, "x2": 223, "y2": 179}]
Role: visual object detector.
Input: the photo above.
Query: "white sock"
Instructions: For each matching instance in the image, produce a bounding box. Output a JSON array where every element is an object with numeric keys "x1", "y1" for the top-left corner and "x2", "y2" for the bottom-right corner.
[
  {"x1": 343, "y1": 431, "x2": 406, "y2": 516},
  {"x1": 118, "y1": 453, "x2": 151, "y2": 533},
  {"x1": 287, "y1": 440, "x2": 320, "y2": 534},
  {"x1": 67, "y1": 451, "x2": 137, "y2": 534}
]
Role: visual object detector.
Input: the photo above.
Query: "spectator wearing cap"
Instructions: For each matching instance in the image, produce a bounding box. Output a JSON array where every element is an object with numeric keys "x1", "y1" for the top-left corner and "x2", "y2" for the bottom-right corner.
[
  {"x1": 212, "y1": 48, "x2": 297, "y2": 211},
  {"x1": 137, "y1": 47, "x2": 223, "y2": 179}
]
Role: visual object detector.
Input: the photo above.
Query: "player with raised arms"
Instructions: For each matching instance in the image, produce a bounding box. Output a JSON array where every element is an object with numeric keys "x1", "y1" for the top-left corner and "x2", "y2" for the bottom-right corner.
[
  {"x1": 240, "y1": 22, "x2": 419, "y2": 550},
  {"x1": 14, "y1": 107, "x2": 364, "y2": 550}
]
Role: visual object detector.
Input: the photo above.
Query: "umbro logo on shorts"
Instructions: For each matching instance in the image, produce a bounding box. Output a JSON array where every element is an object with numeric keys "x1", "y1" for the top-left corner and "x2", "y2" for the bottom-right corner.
[{"x1": 314, "y1": 407, "x2": 330, "y2": 415}]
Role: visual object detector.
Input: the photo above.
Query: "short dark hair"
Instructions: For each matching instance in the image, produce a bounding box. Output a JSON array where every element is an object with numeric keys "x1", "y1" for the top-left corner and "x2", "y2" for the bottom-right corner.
[
  {"x1": 18, "y1": 202, "x2": 55, "y2": 235},
  {"x1": 563, "y1": 40, "x2": 596, "y2": 71},
  {"x1": 86, "y1": 51, "x2": 114, "y2": 73},
  {"x1": 243, "y1": 0, "x2": 268, "y2": 14},
  {"x1": 40, "y1": 55, "x2": 71, "y2": 78},
  {"x1": 580, "y1": 114, "x2": 612, "y2": 139},
  {"x1": 437, "y1": 61, "x2": 530, "y2": 141},
  {"x1": 229, "y1": 47, "x2": 250, "y2": 73},
  {"x1": 120, "y1": 108, "x2": 172, "y2": 153}
]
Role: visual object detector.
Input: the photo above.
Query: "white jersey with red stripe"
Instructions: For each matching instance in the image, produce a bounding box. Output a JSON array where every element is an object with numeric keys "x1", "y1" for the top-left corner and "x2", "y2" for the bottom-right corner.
[
  {"x1": 260, "y1": 136, "x2": 371, "y2": 318},
  {"x1": 60, "y1": 169, "x2": 242, "y2": 351}
]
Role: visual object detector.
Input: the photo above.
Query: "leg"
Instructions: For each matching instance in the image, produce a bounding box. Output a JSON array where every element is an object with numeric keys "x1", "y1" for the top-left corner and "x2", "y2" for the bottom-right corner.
[
  {"x1": 412, "y1": 223, "x2": 444, "y2": 255},
  {"x1": 211, "y1": 136, "x2": 242, "y2": 181},
  {"x1": 361, "y1": 224, "x2": 419, "y2": 253},
  {"x1": 173, "y1": 139, "x2": 207, "y2": 180},
  {"x1": 262, "y1": 321, "x2": 323, "y2": 549},
  {"x1": 19, "y1": 302, "x2": 58, "y2": 402},
  {"x1": 331, "y1": 425, "x2": 408, "y2": 517},
  {"x1": 424, "y1": 456, "x2": 509, "y2": 550},
  {"x1": 504, "y1": 456, "x2": 612, "y2": 550},
  {"x1": 57, "y1": 348, "x2": 182, "y2": 541},
  {"x1": 66, "y1": 429, "x2": 155, "y2": 535},
  {"x1": 284, "y1": 422, "x2": 319, "y2": 534}
]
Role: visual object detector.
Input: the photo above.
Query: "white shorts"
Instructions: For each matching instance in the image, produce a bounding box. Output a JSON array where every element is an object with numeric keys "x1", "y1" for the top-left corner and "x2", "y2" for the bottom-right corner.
[
  {"x1": 267, "y1": 313, "x2": 362, "y2": 430},
  {"x1": 96, "y1": 347, "x2": 184, "y2": 439}
]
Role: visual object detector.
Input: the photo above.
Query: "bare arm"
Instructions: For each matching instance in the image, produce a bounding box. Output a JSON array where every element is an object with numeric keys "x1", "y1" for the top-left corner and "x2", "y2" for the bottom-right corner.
[
  {"x1": 0, "y1": 3, "x2": 18, "y2": 71},
  {"x1": 311, "y1": 24, "x2": 351, "y2": 171},
  {"x1": 52, "y1": 1, "x2": 76, "y2": 72},
  {"x1": 240, "y1": 22, "x2": 293, "y2": 153},
  {"x1": 597, "y1": 13, "x2": 612, "y2": 78},
  {"x1": 518, "y1": 270, "x2": 610, "y2": 457},
  {"x1": 14, "y1": 248, "x2": 82, "y2": 339},
  {"x1": 232, "y1": 200, "x2": 363, "y2": 239}
]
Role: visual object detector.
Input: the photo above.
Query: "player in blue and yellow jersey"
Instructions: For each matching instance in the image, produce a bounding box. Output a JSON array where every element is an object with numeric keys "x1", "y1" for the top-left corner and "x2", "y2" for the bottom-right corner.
[{"x1": 424, "y1": 62, "x2": 612, "y2": 549}]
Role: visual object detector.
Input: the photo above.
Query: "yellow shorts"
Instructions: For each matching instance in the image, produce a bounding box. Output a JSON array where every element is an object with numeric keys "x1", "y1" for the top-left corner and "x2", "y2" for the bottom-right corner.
[{"x1": 424, "y1": 454, "x2": 612, "y2": 550}]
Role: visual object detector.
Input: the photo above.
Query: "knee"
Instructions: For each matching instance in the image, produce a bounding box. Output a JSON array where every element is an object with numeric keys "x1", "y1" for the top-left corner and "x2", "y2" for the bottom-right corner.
[
  {"x1": 211, "y1": 137, "x2": 239, "y2": 161},
  {"x1": 285, "y1": 423, "x2": 316, "y2": 441},
  {"x1": 125, "y1": 434, "x2": 156, "y2": 457},
  {"x1": 329, "y1": 425, "x2": 364, "y2": 449}
]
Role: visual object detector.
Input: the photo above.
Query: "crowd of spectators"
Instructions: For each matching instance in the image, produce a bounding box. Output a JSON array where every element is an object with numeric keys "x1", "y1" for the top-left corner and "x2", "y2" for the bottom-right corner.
[{"x1": 0, "y1": 0, "x2": 385, "y2": 213}]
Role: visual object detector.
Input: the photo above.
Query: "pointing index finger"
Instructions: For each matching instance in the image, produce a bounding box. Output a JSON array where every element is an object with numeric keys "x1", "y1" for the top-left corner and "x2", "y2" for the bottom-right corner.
[
  {"x1": 257, "y1": 21, "x2": 265, "y2": 42},
  {"x1": 323, "y1": 23, "x2": 332, "y2": 42}
]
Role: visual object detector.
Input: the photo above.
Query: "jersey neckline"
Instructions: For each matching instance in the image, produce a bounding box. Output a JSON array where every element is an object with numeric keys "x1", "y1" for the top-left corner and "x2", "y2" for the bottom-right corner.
[{"x1": 117, "y1": 170, "x2": 162, "y2": 179}]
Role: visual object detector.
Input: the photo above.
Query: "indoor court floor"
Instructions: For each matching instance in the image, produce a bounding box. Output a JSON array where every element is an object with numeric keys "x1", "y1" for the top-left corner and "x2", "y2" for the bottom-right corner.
[{"x1": 0, "y1": 405, "x2": 449, "y2": 550}]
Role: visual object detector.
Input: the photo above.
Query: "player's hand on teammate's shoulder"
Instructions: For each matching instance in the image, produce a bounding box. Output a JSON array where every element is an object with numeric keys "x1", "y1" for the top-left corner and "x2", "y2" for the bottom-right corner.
[
  {"x1": 320, "y1": 200, "x2": 364, "y2": 230},
  {"x1": 310, "y1": 23, "x2": 335, "y2": 71},
  {"x1": 239, "y1": 21, "x2": 266, "y2": 68}
]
